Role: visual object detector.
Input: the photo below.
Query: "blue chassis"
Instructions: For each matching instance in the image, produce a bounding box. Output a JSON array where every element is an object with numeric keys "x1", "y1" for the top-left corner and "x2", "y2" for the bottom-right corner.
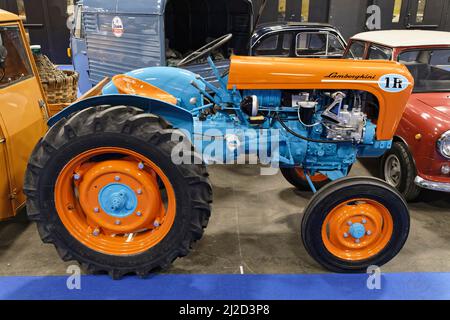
[{"x1": 49, "y1": 58, "x2": 392, "y2": 189}]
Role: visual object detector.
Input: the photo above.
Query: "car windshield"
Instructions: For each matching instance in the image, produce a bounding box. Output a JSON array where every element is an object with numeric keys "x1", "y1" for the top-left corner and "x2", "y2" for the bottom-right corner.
[{"x1": 398, "y1": 48, "x2": 450, "y2": 93}]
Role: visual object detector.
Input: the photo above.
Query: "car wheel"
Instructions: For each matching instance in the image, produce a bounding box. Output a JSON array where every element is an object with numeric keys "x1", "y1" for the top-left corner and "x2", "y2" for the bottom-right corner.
[{"x1": 381, "y1": 141, "x2": 421, "y2": 201}]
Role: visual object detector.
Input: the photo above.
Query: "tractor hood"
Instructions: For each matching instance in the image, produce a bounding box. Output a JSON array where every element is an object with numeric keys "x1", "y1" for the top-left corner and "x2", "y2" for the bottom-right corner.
[{"x1": 228, "y1": 55, "x2": 414, "y2": 141}]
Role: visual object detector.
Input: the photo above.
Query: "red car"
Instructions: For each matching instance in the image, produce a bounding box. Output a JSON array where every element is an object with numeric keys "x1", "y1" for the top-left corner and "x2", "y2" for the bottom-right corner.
[{"x1": 344, "y1": 30, "x2": 450, "y2": 201}]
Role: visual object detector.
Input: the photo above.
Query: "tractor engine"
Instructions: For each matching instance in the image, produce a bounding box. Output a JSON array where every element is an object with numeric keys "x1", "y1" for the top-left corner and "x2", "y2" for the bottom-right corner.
[
  {"x1": 240, "y1": 89, "x2": 380, "y2": 173},
  {"x1": 242, "y1": 89, "x2": 373, "y2": 143}
]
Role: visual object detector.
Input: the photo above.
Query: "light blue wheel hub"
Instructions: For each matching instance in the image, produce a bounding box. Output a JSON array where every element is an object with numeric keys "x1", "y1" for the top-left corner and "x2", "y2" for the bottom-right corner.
[
  {"x1": 98, "y1": 183, "x2": 138, "y2": 218},
  {"x1": 349, "y1": 222, "x2": 366, "y2": 239}
]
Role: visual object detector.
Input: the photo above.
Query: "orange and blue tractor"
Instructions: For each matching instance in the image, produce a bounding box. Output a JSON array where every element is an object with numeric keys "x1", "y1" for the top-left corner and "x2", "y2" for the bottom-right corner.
[{"x1": 0, "y1": 9, "x2": 414, "y2": 279}]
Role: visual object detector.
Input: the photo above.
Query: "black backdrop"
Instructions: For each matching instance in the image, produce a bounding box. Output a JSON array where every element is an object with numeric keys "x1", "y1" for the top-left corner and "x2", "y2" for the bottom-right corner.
[
  {"x1": 1, "y1": 0, "x2": 450, "y2": 63},
  {"x1": 0, "y1": 0, "x2": 70, "y2": 64}
]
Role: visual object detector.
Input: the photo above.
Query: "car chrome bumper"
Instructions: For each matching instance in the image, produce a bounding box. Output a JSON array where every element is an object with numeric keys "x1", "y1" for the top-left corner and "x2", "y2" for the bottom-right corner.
[{"x1": 415, "y1": 176, "x2": 450, "y2": 193}]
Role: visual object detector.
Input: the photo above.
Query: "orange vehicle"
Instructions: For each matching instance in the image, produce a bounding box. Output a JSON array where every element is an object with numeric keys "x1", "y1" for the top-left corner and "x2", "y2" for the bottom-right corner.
[
  {"x1": 0, "y1": 10, "x2": 48, "y2": 220},
  {"x1": 23, "y1": 29, "x2": 415, "y2": 278}
]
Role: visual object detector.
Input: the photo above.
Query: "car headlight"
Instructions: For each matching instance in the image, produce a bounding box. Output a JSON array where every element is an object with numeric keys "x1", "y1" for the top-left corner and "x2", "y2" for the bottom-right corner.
[{"x1": 438, "y1": 131, "x2": 450, "y2": 159}]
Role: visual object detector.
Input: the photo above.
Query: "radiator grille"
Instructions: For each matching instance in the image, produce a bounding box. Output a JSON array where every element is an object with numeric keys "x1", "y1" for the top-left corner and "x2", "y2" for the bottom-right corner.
[{"x1": 84, "y1": 13, "x2": 163, "y2": 84}]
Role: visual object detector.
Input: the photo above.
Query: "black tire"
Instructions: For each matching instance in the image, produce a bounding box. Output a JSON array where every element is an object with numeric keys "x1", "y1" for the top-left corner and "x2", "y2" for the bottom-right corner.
[
  {"x1": 380, "y1": 141, "x2": 421, "y2": 201},
  {"x1": 24, "y1": 106, "x2": 212, "y2": 279},
  {"x1": 301, "y1": 176, "x2": 410, "y2": 273},
  {"x1": 281, "y1": 168, "x2": 331, "y2": 191}
]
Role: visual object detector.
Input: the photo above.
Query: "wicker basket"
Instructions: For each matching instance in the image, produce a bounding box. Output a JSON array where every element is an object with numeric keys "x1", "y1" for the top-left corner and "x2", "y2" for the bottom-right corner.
[{"x1": 33, "y1": 54, "x2": 79, "y2": 104}]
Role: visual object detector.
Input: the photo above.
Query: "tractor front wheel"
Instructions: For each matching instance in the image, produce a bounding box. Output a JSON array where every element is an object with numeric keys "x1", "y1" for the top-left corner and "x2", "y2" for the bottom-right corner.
[
  {"x1": 301, "y1": 176, "x2": 409, "y2": 273},
  {"x1": 24, "y1": 106, "x2": 212, "y2": 279}
]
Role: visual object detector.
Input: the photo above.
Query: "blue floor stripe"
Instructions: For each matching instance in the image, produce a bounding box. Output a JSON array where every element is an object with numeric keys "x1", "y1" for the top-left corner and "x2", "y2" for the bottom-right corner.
[{"x1": 1, "y1": 273, "x2": 450, "y2": 300}]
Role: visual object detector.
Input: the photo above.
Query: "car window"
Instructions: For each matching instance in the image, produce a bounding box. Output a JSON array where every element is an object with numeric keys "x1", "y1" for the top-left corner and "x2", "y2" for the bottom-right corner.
[
  {"x1": 257, "y1": 34, "x2": 279, "y2": 50},
  {"x1": 254, "y1": 32, "x2": 292, "y2": 57},
  {"x1": 282, "y1": 33, "x2": 292, "y2": 51},
  {"x1": 398, "y1": 49, "x2": 450, "y2": 92},
  {"x1": 344, "y1": 41, "x2": 366, "y2": 60},
  {"x1": 0, "y1": 25, "x2": 33, "y2": 89},
  {"x1": 430, "y1": 50, "x2": 450, "y2": 68},
  {"x1": 368, "y1": 44, "x2": 393, "y2": 60},
  {"x1": 328, "y1": 34, "x2": 345, "y2": 55},
  {"x1": 398, "y1": 51, "x2": 419, "y2": 63},
  {"x1": 296, "y1": 32, "x2": 344, "y2": 57}
]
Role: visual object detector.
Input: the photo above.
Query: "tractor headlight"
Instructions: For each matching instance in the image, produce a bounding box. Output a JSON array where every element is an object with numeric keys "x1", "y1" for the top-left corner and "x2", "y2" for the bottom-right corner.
[{"x1": 437, "y1": 131, "x2": 450, "y2": 159}]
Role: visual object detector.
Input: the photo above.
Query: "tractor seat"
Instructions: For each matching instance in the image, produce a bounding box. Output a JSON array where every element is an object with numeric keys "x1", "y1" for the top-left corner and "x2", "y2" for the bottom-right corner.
[{"x1": 112, "y1": 75, "x2": 178, "y2": 105}]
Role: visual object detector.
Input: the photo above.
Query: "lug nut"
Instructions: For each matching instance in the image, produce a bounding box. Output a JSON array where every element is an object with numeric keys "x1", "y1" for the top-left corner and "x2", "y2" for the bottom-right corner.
[
  {"x1": 136, "y1": 211, "x2": 142, "y2": 217},
  {"x1": 94, "y1": 207, "x2": 99, "y2": 213},
  {"x1": 115, "y1": 176, "x2": 121, "y2": 182},
  {"x1": 138, "y1": 162, "x2": 145, "y2": 170},
  {"x1": 136, "y1": 189, "x2": 143, "y2": 195},
  {"x1": 367, "y1": 230, "x2": 372, "y2": 236},
  {"x1": 93, "y1": 229, "x2": 100, "y2": 236},
  {"x1": 115, "y1": 220, "x2": 121, "y2": 225},
  {"x1": 355, "y1": 239, "x2": 360, "y2": 244},
  {"x1": 153, "y1": 220, "x2": 160, "y2": 227},
  {"x1": 73, "y1": 173, "x2": 81, "y2": 181},
  {"x1": 343, "y1": 233, "x2": 349, "y2": 238},
  {"x1": 347, "y1": 221, "x2": 353, "y2": 226},
  {"x1": 362, "y1": 218, "x2": 367, "y2": 224}
]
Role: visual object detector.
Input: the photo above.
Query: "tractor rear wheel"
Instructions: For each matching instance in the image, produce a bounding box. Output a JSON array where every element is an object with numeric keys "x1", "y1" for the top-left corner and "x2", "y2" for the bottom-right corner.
[
  {"x1": 24, "y1": 106, "x2": 212, "y2": 279},
  {"x1": 301, "y1": 176, "x2": 409, "y2": 273}
]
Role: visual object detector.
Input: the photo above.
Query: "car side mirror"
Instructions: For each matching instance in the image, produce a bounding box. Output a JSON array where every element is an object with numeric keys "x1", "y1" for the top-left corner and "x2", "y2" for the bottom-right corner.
[{"x1": 0, "y1": 44, "x2": 7, "y2": 69}]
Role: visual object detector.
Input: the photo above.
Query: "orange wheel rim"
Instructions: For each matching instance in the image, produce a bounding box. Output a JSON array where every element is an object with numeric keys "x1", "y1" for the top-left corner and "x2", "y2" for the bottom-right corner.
[
  {"x1": 54, "y1": 147, "x2": 176, "y2": 256},
  {"x1": 321, "y1": 198, "x2": 393, "y2": 261},
  {"x1": 295, "y1": 168, "x2": 328, "y2": 182}
]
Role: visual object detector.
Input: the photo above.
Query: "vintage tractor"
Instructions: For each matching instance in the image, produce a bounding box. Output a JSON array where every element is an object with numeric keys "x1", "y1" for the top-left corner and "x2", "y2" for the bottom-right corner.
[{"x1": 25, "y1": 33, "x2": 414, "y2": 278}]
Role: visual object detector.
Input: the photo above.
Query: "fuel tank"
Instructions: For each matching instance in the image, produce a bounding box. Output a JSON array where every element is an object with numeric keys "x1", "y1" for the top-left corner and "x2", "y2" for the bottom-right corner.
[
  {"x1": 228, "y1": 56, "x2": 414, "y2": 141},
  {"x1": 102, "y1": 67, "x2": 205, "y2": 110}
]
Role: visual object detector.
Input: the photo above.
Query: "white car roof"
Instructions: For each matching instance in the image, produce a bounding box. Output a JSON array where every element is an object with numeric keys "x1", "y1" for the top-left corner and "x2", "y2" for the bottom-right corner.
[{"x1": 351, "y1": 30, "x2": 450, "y2": 47}]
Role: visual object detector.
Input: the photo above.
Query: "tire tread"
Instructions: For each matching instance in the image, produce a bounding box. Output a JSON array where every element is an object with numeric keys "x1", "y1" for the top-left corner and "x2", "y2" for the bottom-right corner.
[{"x1": 24, "y1": 106, "x2": 212, "y2": 278}]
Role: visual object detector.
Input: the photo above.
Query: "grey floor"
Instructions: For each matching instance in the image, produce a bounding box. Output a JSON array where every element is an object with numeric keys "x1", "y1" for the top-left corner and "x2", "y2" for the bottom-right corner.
[{"x1": 1, "y1": 160, "x2": 449, "y2": 276}]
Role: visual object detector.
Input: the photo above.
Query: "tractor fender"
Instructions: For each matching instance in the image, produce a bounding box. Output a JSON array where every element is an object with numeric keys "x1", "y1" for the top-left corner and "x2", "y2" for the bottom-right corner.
[{"x1": 48, "y1": 94, "x2": 194, "y2": 133}]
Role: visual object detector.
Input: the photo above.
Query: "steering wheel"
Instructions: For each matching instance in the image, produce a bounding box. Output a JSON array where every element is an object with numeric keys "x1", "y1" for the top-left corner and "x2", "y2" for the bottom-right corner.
[{"x1": 177, "y1": 33, "x2": 232, "y2": 67}]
